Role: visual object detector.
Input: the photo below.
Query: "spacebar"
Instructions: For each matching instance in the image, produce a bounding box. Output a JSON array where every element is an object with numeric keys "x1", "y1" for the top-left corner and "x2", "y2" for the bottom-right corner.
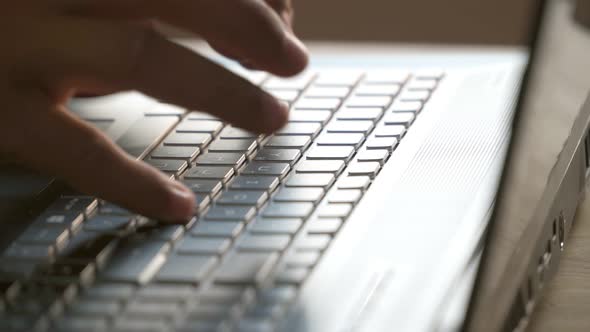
[{"x1": 116, "y1": 116, "x2": 178, "y2": 159}]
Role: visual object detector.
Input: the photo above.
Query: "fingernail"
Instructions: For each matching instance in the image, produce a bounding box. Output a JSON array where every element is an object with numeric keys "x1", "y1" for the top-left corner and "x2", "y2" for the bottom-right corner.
[{"x1": 167, "y1": 181, "x2": 196, "y2": 222}]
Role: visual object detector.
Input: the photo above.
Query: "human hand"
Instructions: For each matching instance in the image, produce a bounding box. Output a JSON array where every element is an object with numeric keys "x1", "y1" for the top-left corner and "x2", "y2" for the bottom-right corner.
[{"x1": 0, "y1": 0, "x2": 308, "y2": 222}]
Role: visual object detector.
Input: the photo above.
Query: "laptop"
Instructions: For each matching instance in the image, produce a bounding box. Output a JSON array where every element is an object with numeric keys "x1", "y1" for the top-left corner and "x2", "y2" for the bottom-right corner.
[{"x1": 0, "y1": 1, "x2": 576, "y2": 331}]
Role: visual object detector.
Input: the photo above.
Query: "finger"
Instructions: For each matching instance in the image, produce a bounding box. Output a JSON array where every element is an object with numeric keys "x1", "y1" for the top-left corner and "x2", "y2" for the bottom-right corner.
[
  {"x1": 60, "y1": 0, "x2": 308, "y2": 77},
  {"x1": 2, "y1": 93, "x2": 195, "y2": 222},
  {"x1": 32, "y1": 19, "x2": 288, "y2": 133},
  {"x1": 264, "y1": 0, "x2": 294, "y2": 28}
]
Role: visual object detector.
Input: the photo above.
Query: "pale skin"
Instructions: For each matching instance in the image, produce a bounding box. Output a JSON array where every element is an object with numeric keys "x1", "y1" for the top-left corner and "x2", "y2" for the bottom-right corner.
[{"x1": 0, "y1": 1, "x2": 308, "y2": 222}]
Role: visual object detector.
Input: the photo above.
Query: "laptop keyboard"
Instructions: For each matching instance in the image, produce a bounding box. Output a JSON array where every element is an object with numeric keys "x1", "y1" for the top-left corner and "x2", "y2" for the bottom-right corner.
[{"x1": 0, "y1": 69, "x2": 443, "y2": 332}]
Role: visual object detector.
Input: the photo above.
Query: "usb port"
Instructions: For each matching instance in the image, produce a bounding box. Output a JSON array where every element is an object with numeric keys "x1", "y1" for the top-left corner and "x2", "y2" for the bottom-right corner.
[{"x1": 585, "y1": 134, "x2": 590, "y2": 170}]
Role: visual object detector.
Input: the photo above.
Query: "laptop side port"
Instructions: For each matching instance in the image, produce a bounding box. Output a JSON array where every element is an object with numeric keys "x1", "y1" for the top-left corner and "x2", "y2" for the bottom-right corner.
[
  {"x1": 558, "y1": 211, "x2": 566, "y2": 251},
  {"x1": 584, "y1": 133, "x2": 590, "y2": 170}
]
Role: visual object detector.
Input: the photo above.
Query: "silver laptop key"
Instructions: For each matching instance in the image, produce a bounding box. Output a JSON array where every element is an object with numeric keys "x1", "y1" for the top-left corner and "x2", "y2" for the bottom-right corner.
[
  {"x1": 314, "y1": 72, "x2": 361, "y2": 86},
  {"x1": 187, "y1": 111, "x2": 218, "y2": 120},
  {"x1": 217, "y1": 190, "x2": 268, "y2": 207},
  {"x1": 355, "y1": 84, "x2": 400, "y2": 96},
  {"x1": 284, "y1": 251, "x2": 321, "y2": 267},
  {"x1": 288, "y1": 110, "x2": 332, "y2": 124},
  {"x1": 346, "y1": 96, "x2": 392, "y2": 108},
  {"x1": 305, "y1": 86, "x2": 350, "y2": 98},
  {"x1": 248, "y1": 218, "x2": 302, "y2": 235},
  {"x1": 254, "y1": 149, "x2": 301, "y2": 165},
  {"x1": 383, "y1": 112, "x2": 415, "y2": 126},
  {"x1": 125, "y1": 300, "x2": 181, "y2": 318},
  {"x1": 265, "y1": 136, "x2": 311, "y2": 149},
  {"x1": 190, "y1": 221, "x2": 244, "y2": 238},
  {"x1": 264, "y1": 73, "x2": 314, "y2": 90},
  {"x1": 82, "y1": 283, "x2": 136, "y2": 300},
  {"x1": 237, "y1": 234, "x2": 291, "y2": 252},
  {"x1": 150, "y1": 145, "x2": 200, "y2": 161},
  {"x1": 117, "y1": 115, "x2": 178, "y2": 158},
  {"x1": 17, "y1": 226, "x2": 69, "y2": 248},
  {"x1": 183, "y1": 179, "x2": 223, "y2": 195},
  {"x1": 262, "y1": 202, "x2": 314, "y2": 219},
  {"x1": 207, "y1": 139, "x2": 257, "y2": 154},
  {"x1": 214, "y1": 251, "x2": 279, "y2": 284},
  {"x1": 101, "y1": 240, "x2": 169, "y2": 284},
  {"x1": 327, "y1": 189, "x2": 362, "y2": 204},
  {"x1": 176, "y1": 120, "x2": 223, "y2": 134},
  {"x1": 229, "y1": 176, "x2": 280, "y2": 191},
  {"x1": 177, "y1": 237, "x2": 231, "y2": 255},
  {"x1": 146, "y1": 158, "x2": 190, "y2": 175},
  {"x1": 296, "y1": 160, "x2": 345, "y2": 174},
  {"x1": 164, "y1": 132, "x2": 212, "y2": 147},
  {"x1": 373, "y1": 124, "x2": 406, "y2": 138},
  {"x1": 336, "y1": 107, "x2": 383, "y2": 121},
  {"x1": 356, "y1": 149, "x2": 389, "y2": 164},
  {"x1": 306, "y1": 218, "x2": 342, "y2": 235},
  {"x1": 326, "y1": 120, "x2": 374, "y2": 134},
  {"x1": 155, "y1": 255, "x2": 217, "y2": 283},
  {"x1": 205, "y1": 206, "x2": 256, "y2": 222},
  {"x1": 364, "y1": 71, "x2": 409, "y2": 84},
  {"x1": 347, "y1": 161, "x2": 381, "y2": 178},
  {"x1": 365, "y1": 137, "x2": 399, "y2": 151},
  {"x1": 195, "y1": 152, "x2": 246, "y2": 167},
  {"x1": 390, "y1": 100, "x2": 423, "y2": 113},
  {"x1": 317, "y1": 204, "x2": 353, "y2": 219},
  {"x1": 2, "y1": 243, "x2": 54, "y2": 262},
  {"x1": 184, "y1": 166, "x2": 234, "y2": 182},
  {"x1": 306, "y1": 146, "x2": 355, "y2": 160},
  {"x1": 84, "y1": 215, "x2": 132, "y2": 233},
  {"x1": 316, "y1": 133, "x2": 365, "y2": 147},
  {"x1": 219, "y1": 127, "x2": 259, "y2": 139},
  {"x1": 136, "y1": 285, "x2": 195, "y2": 301},
  {"x1": 69, "y1": 298, "x2": 121, "y2": 317},
  {"x1": 276, "y1": 267, "x2": 309, "y2": 284},
  {"x1": 275, "y1": 123, "x2": 322, "y2": 136},
  {"x1": 267, "y1": 89, "x2": 299, "y2": 102},
  {"x1": 274, "y1": 187, "x2": 324, "y2": 203},
  {"x1": 285, "y1": 173, "x2": 335, "y2": 188},
  {"x1": 295, "y1": 235, "x2": 331, "y2": 251},
  {"x1": 406, "y1": 78, "x2": 438, "y2": 90},
  {"x1": 294, "y1": 97, "x2": 341, "y2": 111},
  {"x1": 399, "y1": 89, "x2": 431, "y2": 102},
  {"x1": 242, "y1": 162, "x2": 290, "y2": 178}
]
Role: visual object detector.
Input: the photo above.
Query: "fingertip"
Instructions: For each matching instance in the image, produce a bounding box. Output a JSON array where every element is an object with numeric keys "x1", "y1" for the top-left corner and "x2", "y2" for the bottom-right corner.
[
  {"x1": 276, "y1": 33, "x2": 309, "y2": 77},
  {"x1": 260, "y1": 95, "x2": 290, "y2": 134},
  {"x1": 162, "y1": 180, "x2": 196, "y2": 223}
]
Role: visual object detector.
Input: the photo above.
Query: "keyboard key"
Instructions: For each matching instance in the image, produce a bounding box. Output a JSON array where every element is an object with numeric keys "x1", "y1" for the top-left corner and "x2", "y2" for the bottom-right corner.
[
  {"x1": 257, "y1": 286, "x2": 297, "y2": 304},
  {"x1": 136, "y1": 285, "x2": 195, "y2": 301},
  {"x1": 82, "y1": 283, "x2": 136, "y2": 300},
  {"x1": 307, "y1": 218, "x2": 342, "y2": 234},
  {"x1": 117, "y1": 115, "x2": 178, "y2": 158},
  {"x1": 317, "y1": 204, "x2": 353, "y2": 219},
  {"x1": 150, "y1": 145, "x2": 200, "y2": 161},
  {"x1": 296, "y1": 160, "x2": 345, "y2": 174},
  {"x1": 284, "y1": 251, "x2": 321, "y2": 267},
  {"x1": 305, "y1": 86, "x2": 350, "y2": 98},
  {"x1": 187, "y1": 111, "x2": 218, "y2": 120},
  {"x1": 219, "y1": 126, "x2": 259, "y2": 139},
  {"x1": 136, "y1": 224, "x2": 185, "y2": 243},
  {"x1": 17, "y1": 226, "x2": 69, "y2": 248},
  {"x1": 288, "y1": 110, "x2": 332, "y2": 124},
  {"x1": 195, "y1": 152, "x2": 246, "y2": 167},
  {"x1": 125, "y1": 299, "x2": 181, "y2": 318},
  {"x1": 276, "y1": 267, "x2": 309, "y2": 284},
  {"x1": 215, "y1": 252, "x2": 278, "y2": 284},
  {"x1": 248, "y1": 218, "x2": 302, "y2": 235},
  {"x1": 314, "y1": 72, "x2": 361, "y2": 86},
  {"x1": 265, "y1": 136, "x2": 311, "y2": 149},
  {"x1": 407, "y1": 78, "x2": 439, "y2": 89},
  {"x1": 208, "y1": 139, "x2": 257, "y2": 154},
  {"x1": 190, "y1": 221, "x2": 244, "y2": 238},
  {"x1": 84, "y1": 215, "x2": 132, "y2": 233},
  {"x1": 356, "y1": 149, "x2": 389, "y2": 164},
  {"x1": 346, "y1": 96, "x2": 392, "y2": 108},
  {"x1": 156, "y1": 255, "x2": 217, "y2": 283},
  {"x1": 177, "y1": 237, "x2": 231, "y2": 255},
  {"x1": 242, "y1": 162, "x2": 290, "y2": 178},
  {"x1": 306, "y1": 146, "x2": 355, "y2": 160},
  {"x1": 184, "y1": 166, "x2": 234, "y2": 182},
  {"x1": 398, "y1": 89, "x2": 431, "y2": 102},
  {"x1": 58, "y1": 232, "x2": 117, "y2": 266},
  {"x1": 254, "y1": 149, "x2": 301, "y2": 165},
  {"x1": 294, "y1": 97, "x2": 341, "y2": 111},
  {"x1": 262, "y1": 202, "x2": 314, "y2": 219},
  {"x1": 364, "y1": 71, "x2": 409, "y2": 84},
  {"x1": 373, "y1": 125, "x2": 406, "y2": 138},
  {"x1": 285, "y1": 173, "x2": 335, "y2": 188},
  {"x1": 336, "y1": 107, "x2": 383, "y2": 121},
  {"x1": 327, "y1": 189, "x2": 362, "y2": 204},
  {"x1": 366, "y1": 137, "x2": 399, "y2": 151},
  {"x1": 99, "y1": 202, "x2": 131, "y2": 215},
  {"x1": 112, "y1": 317, "x2": 169, "y2": 332},
  {"x1": 30, "y1": 211, "x2": 84, "y2": 233},
  {"x1": 230, "y1": 176, "x2": 279, "y2": 191},
  {"x1": 176, "y1": 120, "x2": 223, "y2": 134},
  {"x1": 295, "y1": 235, "x2": 331, "y2": 251},
  {"x1": 390, "y1": 101, "x2": 423, "y2": 113},
  {"x1": 355, "y1": 84, "x2": 400, "y2": 96},
  {"x1": 347, "y1": 161, "x2": 381, "y2": 178},
  {"x1": 205, "y1": 206, "x2": 256, "y2": 222},
  {"x1": 101, "y1": 239, "x2": 169, "y2": 284},
  {"x1": 54, "y1": 316, "x2": 108, "y2": 332},
  {"x1": 164, "y1": 132, "x2": 212, "y2": 146},
  {"x1": 264, "y1": 73, "x2": 314, "y2": 90},
  {"x1": 50, "y1": 196, "x2": 97, "y2": 216},
  {"x1": 316, "y1": 133, "x2": 365, "y2": 147},
  {"x1": 383, "y1": 112, "x2": 415, "y2": 126},
  {"x1": 274, "y1": 188, "x2": 324, "y2": 203},
  {"x1": 183, "y1": 179, "x2": 223, "y2": 195},
  {"x1": 326, "y1": 120, "x2": 374, "y2": 134},
  {"x1": 2, "y1": 243, "x2": 54, "y2": 261},
  {"x1": 237, "y1": 234, "x2": 291, "y2": 252},
  {"x1": 147, "y1": 154, "x2": 189, "y2": 172},
  {"x1": 69, "y1": 298, "x2": 121, "y2": 317},
  {"x1": 217, "y1": 190, "x2": 268, "y2": 207},
  {"x1": 199, "y1": 285, "x2": 255, "y2": 305},
  {"x1": 275, "y1": 123, "x2": 321, "y2": 136},
  {"x1": 267, "y1": 89, "x2": 299, "y2": 102}
]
